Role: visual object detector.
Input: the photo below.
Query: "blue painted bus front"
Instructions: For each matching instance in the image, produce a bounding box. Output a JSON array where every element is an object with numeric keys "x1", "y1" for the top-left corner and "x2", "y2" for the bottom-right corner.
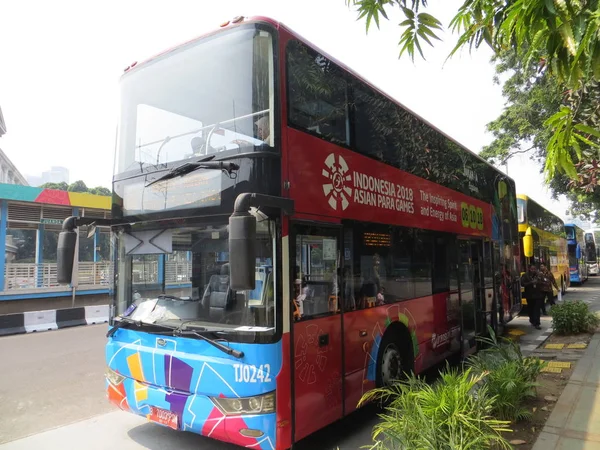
[{"x1": 106, "y1": 327, "x2": 281, "y2": 449}]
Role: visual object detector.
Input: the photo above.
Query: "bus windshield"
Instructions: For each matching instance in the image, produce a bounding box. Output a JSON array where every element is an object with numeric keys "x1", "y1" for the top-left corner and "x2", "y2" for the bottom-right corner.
[
  {"x1": 115, "y1": 25, "x2": 276, "y2": 178},
  {"x1": 113, "y1": 218, "x2": 277, "y2": 341}
]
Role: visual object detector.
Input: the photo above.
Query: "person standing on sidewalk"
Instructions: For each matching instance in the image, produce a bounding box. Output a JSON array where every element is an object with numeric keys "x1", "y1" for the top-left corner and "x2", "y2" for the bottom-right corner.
[
  {"x1": 539, "y1": 263, "x2": 559, "y2": 315},
  {"x1": 522, "y1": 265, "x2": 543, "y2": 329}
]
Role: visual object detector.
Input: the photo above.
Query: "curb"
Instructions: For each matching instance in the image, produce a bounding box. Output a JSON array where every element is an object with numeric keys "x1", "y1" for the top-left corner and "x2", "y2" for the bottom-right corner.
[{"x1": 0, "y1": 305, "x2": 109, "y2": 336}]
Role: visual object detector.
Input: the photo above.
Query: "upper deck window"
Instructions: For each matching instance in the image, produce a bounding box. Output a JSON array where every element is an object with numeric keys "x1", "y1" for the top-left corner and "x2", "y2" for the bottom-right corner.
[
  {"x1": 286, "y1": 40, "x2": 349, "y2": 146},
  {"x1": 284, "y1": 40, "x2": 510, "y2": 205}
]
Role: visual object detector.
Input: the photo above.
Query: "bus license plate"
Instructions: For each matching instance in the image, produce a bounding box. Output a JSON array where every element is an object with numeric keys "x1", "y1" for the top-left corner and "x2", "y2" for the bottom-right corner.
[{"x1": 148, "y1": 407, "x2": 178, "y2": 430}]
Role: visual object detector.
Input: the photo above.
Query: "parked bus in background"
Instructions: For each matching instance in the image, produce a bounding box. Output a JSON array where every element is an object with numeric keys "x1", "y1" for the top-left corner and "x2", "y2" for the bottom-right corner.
[
  {"x1": 584, "y1": 231, "x2": 598, "y2": 276},
  {"x1": 565, "y1": 223, "x2": 589, "y2": 284},
  {"x1": 56, "y1": 16, "x2": 522, "y2": 450},
  {"x1": 516, "y1": 195, "x2": 569, "y2": 307}
]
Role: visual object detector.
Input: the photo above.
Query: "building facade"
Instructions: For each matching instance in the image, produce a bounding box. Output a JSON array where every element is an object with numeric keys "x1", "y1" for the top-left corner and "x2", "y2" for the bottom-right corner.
[
  {"x1": 0, "y1": 106, "x2": 28, "y2": 186},
  {"x1": 0, "y1": 183, "x2": 112, "y2": 302}
]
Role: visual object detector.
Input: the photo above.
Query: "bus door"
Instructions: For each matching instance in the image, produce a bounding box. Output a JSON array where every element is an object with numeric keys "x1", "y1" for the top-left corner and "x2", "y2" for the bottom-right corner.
[
  {"x1": 457, "y1": 239, "x2": 487, "y2": 357},
  {"x1": 291, "y1": 224, "x2": 343, "y2": 442}
]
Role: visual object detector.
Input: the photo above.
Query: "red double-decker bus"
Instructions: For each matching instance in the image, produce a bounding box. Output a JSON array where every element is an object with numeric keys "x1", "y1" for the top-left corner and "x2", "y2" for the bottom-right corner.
[{"x1": 57, "y1": 15, "x2": 522, "y2": 450}]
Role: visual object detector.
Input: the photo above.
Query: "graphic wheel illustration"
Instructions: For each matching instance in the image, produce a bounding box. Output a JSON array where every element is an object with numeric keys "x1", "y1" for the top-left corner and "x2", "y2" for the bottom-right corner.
[{"x1": 322, "y1": 153, "x2": 352, "y2": 211}]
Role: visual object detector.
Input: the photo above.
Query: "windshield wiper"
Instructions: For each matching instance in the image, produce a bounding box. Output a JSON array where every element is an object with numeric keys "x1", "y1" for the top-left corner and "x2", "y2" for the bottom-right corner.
[
  {"x1": 107, "y1": 317, "x2": 142, "y2": 338},
  {"x1": 174, "y1": 328, "x2": 244, "y2": 359},
  {"x1": 135, "y1": 321, "x2": 244, "y2": 359},
  {"x1": 158, "y1": 294, "x2": 185, "y2": 301},
  {"x1": 145, "y1": 157, "x2": 239, "y2": 187},
  {"x1": 106, "y1": 317, "x2": 178, "y2": 338}
]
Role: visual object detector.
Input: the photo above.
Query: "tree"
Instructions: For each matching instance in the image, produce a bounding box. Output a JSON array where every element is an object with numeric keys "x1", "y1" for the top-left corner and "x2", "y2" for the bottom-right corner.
[
  {"x1": 347, "y1": 0, "x2": 600, "y2": 183},
  {"x1": 67, "y1": 180, "x2": 88, "y2": 193},
  {"x1": 477, "y1": 48, "x2": 600, "y2": 218},
  {"x1": 40, "y1": 181, "x2": 68, "y2": 191},
  {"x1": 89, "y1": 186, "x2": 111, "y2": 196},
  {"x1": 40, "y1": 180, "x2": 111, "y2": 196}
]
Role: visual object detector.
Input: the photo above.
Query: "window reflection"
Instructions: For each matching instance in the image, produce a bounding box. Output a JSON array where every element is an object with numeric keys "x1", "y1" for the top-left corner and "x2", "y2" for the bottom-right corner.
[
  {"x1": 114, "y1": 220, "x2": 277, "y2": 340},
  {"x1": 294, "y1": 229, "x2": 340, "y2": 320},
  {"x1": 343, "y1": 223, "x2": 437, "y2": 314}
]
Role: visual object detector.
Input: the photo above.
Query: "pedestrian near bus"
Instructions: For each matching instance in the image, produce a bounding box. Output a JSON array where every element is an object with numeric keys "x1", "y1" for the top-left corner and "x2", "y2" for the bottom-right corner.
[
  {"x1": 539, "y1": 263, "x2": 558, "y2": 315},
  {"x1": 521, "y1": 264, "x2": 543, "y2": 329}
]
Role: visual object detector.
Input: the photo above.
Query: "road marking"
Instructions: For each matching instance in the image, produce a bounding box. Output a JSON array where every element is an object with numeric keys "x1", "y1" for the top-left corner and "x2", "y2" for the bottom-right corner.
[
  {"x1": 508, "y1": 329, "x2": 526, "y2": 336},
  {"x1": 545, "y1": 343, "x2": 565, "y2": 349},
  {"x1": 547, "y1": 361, "x2": 571, "y2": 369},
  {"x1": 567, "y1": 343, "x2": 588, "y2": 349},
  {"x1": 541, "y1": 366, "x2": 563, "y2": 373}
]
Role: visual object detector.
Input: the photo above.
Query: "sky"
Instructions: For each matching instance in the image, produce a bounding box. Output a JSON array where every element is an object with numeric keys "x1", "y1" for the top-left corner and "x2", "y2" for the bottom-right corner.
[{"x1": 0, "y1": 0, "x2": 570, "y2": 218}]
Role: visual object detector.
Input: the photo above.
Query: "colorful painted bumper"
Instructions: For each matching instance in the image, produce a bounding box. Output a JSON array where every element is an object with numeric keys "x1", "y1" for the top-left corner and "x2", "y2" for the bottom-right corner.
[
  {"x1": 106, "y1": 370, "x2": 277, "y2": 448},
  {"x1": 105, "y1": 328, "x2": 282, "y2": 449}
]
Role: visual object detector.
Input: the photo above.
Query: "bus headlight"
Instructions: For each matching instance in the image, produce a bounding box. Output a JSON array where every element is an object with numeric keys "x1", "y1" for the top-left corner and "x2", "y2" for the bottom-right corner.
[
  {"x1": 210, "y1": 391, "x2": 275, "y2": 415},
  {"x1": 106, "y1": 367, "x2": 125, "y2": 386}
]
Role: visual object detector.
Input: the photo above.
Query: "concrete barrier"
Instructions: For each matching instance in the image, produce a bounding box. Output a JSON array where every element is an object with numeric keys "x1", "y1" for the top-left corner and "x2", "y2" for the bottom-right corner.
[
  {"x1": 0, "y1": 305, "x2": 110, "y2": 336},
  {"x1": 56, "y1": 307, "x2": 87, "y2": 328},
  {"x1": 0, "y1": 313, "x2": 26, "y2": 336},
  {"x1": 84, "y1": 305, "x2": 109, "y2": 325},
  {"x1": 23, "y1": 310, "x2": 57, "y2": 333}
]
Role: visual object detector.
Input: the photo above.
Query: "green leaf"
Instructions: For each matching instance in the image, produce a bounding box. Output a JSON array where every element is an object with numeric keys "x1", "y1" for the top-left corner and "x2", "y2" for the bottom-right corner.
[
  {"x1": 553, "y1": 0, "x2": 569, "y2": 15},
  {"x1": 417, "y1": 28, "x2": 433, "y2": 46},
  {"x1": 593, "y1": 45, "x2": 600, "y2": 80},
  {"x1": 414, "y1": 36, "x2": 425, "y2": 59},
  {"x1": 558, "y1": 22, "x2": 577, "y2": 56},
  {"x1": 574, "y1": 124, "x2": 600, "y2": 139},
  {"x1": 401, "y1": 6, "x2": 415, "y2": 20},
  {"x1": 573, "y1": 132, "x2": 600, "y2": 148},
  {"x1": 417, "y1": 12, "x2": 442, "y2": 28}
]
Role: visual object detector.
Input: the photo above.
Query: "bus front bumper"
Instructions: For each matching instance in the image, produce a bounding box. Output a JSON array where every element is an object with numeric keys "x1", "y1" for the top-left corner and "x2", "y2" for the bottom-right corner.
[{"x1": 106, "y1": 373, "x2": 277, "y2": 449}]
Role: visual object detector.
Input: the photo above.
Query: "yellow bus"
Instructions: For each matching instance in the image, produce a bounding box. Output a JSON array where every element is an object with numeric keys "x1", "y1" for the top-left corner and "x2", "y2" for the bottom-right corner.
[{"x1": 517, "y1": 194, "x2": 569, "y2": 305}]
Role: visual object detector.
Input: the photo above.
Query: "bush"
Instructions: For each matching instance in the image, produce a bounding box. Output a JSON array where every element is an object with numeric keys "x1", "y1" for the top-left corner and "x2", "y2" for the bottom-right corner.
[
  {"x1": 468, "y1": 327, "x2": 546, "y2": 421},
  {"x1": 551, "y1": 300, "x2": 600, "y2": 334},
  {"x1": 359, "y1": 366, "x2": 512, "y2": 450},
  {"x1": 478, "y1": 361, "x2": 539, "y2": 421}
]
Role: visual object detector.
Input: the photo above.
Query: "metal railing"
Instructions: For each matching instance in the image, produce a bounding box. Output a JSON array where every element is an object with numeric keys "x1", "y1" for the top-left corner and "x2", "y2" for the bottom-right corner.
[
  {"x1": 165, "y1": 261, "x2": 192, "y2": 285},
  {"x1": 4, "y1": 262, "x2": 113, "y2": 290},
  {"x1": 3, "y1": 260, "x2": 191, "y2": 291}
]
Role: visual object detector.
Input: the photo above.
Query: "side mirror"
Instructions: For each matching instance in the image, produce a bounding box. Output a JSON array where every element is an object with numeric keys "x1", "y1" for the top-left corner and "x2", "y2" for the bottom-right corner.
[
  {"x1": 576, "y1": 246, "x2": 582, "y2": 260},
  {"x1": 57, "y1": 230, "x2": 77, "y2": 284},
  {"x1": 228, "y1": 213, "x2": 256, "y2": 291},
  {"x1": 523, "y1": 227, "x2": 533, "y2": 258}
]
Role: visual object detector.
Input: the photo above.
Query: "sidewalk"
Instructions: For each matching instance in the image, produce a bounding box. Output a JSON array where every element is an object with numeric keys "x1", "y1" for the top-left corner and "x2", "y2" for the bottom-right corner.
[
  {"x1": 505, "y1": 313, "x2": 554, "y2": 356},
  {"x1": 532, "y1": 332, "x2": 600, "y2": 450}
]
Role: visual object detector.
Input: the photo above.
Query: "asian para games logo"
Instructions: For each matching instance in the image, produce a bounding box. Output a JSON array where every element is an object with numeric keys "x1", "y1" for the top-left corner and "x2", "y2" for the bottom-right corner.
[{"x1": 322, "y1": 153, "x2": 352, "y2": 211}]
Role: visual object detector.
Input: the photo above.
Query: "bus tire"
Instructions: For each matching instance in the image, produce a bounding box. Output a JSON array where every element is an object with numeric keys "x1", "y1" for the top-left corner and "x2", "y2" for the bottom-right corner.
[{"x1": 375, "y1": 325, "x2": 414, "y2": 388}]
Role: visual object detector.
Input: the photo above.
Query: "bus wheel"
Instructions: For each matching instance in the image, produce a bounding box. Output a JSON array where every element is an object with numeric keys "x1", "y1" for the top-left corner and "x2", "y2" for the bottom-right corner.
[{"x1": 376, "y1": 327, "x2": 414, "y2": 388}]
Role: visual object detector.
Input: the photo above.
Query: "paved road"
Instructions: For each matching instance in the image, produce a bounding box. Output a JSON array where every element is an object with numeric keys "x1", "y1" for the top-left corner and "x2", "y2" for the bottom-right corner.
[
  {"x1": 0, "y1": 325, "x2": 114, "y2": 444},
  {"x1": 1, "y1": 277, "x2": 599, "y2": 449}
]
